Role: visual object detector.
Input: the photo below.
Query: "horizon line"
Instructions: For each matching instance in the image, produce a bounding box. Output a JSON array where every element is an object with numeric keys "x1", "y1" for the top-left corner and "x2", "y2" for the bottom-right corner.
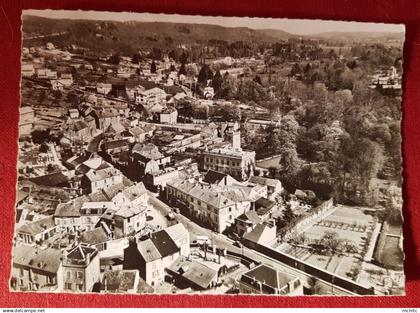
[{"x1": 22, "y1": 10, "x2": 405, "y2": 36}]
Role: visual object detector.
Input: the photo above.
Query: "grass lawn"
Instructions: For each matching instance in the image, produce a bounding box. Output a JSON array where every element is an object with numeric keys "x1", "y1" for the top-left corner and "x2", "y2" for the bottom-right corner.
[{"x1": 386, "y1": 223, "x2": 402, "y2": 236}]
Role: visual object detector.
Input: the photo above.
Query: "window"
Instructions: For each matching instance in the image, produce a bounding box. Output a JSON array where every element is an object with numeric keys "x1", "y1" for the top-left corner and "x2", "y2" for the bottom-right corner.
[
  {"x1": 65, "y1": 283, "x2": 72, "y2": 290},
  {"x1": 19, "y1": 268, "x2": 24, "y2": 277},
  {"x1": 77, "y1": 271, "x2": 83, "y2": 279},
  {"x1": 78, "y1": 284, "x2": 84, "y2": 291},
  {"x1": 67, "y1": 271, "x2": 71, "y2": 280},
  {"x1": 19, "y1": 279, "x2": 24, "y2": 286}
]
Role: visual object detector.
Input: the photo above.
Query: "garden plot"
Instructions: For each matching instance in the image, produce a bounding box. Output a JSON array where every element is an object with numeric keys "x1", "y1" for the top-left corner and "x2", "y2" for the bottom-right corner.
[{"x1": 277, "y1": 206, "x2": 376, "y2": 281}]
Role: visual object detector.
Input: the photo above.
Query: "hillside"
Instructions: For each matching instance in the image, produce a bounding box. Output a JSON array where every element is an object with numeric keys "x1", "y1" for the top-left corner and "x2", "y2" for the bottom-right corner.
[
  {"x1": 22, "y1": 15, "x2": 293, "y2": 56},
  {"x1": 310, "y1": 31, "x2": 404, "y2": 42},
  {"x1": 22, "y1": 15, "x2": 404, "y2": 56}
]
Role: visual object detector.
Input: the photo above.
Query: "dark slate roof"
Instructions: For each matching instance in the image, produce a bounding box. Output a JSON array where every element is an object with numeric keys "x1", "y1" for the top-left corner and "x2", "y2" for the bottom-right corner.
[
  {"x1": 54, "y1": 196, "x2": 88, "y2": 217},
  {"x1": 67, "y1": 244, "x2": 97, "y2": 260},
  {"x1": 182, "y1": 261, "x2": 217, "y2": 289},
  {"x1": 241, "y1": 264, "x2": 296, "y2": 290},
  {"x1": 236, "y1": 210, "x2": 261, "y2": 224},
  {"x1": 17, "y1": 216, "x2": 55, "y2": 235},
  {"x1": 255, "y1": 197, "x2": 276, "y2": 216},
  {"x1": 137, "y1": 239, "x2": 161, "y2": 263},
  {"x1": 203, "y1": 170, "x2": 227, "y2": 185},
  {"x1": 13, "y1": 245, "x2": 62, "y2": 274},
  {"x1": 104, "y1": 139, "x2": 129, "y2": 150},
  {"x1": 150, "y1": 230, "x2": 179, "y2": 258},
  {"x1": 15, "y1": 209, "x2": 23, "y2": 223},
  {"x1": 80, "y1": 227, "x2": 109, "y2": 245},
  {"x1": 162, "y1": 85, "x2": 184, "y2": 96},
  {"x1": 65, "y1": 153, "x2": 91, "y2": 169},
  {"x1": 73, "y1": 120, "x2": 89, "y2": 132},
  {"x1": 29, "y1": 172, "x2": 70, "y2": 187}
]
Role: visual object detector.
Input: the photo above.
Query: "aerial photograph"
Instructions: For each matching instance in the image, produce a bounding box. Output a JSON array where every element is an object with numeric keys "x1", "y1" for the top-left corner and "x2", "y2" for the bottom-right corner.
[{"x1": 12, "y1": 10, "x2": 405, "y2": 296}]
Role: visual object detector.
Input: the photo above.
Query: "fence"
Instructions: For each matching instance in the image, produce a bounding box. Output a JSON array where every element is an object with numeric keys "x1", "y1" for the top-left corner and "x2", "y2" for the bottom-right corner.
[{"x1": 243, "y1": 239, "x2": 375, "y2": 295}]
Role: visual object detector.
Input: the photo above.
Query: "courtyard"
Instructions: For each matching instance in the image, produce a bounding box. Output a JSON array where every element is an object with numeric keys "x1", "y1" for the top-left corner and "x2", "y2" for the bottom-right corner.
[{"x1": 275, "y1": 205, "x2": 378, "y2": 282}]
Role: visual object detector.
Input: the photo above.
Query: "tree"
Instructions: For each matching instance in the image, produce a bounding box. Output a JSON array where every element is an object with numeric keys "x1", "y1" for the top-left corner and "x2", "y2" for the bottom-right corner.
[
  {"x1": 236, "y1": 79, "x2": 268, "y2": 103},
  {"x1": 212, "y1": 70, "x2": 223, "y2": 95},
  {"x1": 168, "y1": 49, "x2": 176, "y2": 60},
  {"x1": 150, "y1": 60, "x2": 157, "y2": 74},
  {"x1": 31, "y1": 129, "x2": 51, "y2": 144},
  {"x1": 264, "y1": 125, "x2": 282, "y2": 155},
  {"x1": 278, "y1": 142, "x2": 300, "y2": 181},
  {"x1": 198, "y1": 64, "x2": 214, "y2": 85},
  {"x1": 282, "y1": 204, "x2": 296, "y2": 225},
  {"x1": 219, "y1": 73, "x2": 238, "y2": 99},
  {"x1": 180, "y1": 52, "x2": 189, "y2": 64},
  {"x1": 170, "y1": 64, "x2": 176, "y2": 72},
  {"x1": 39, "y1": 143, "x2": 49, "y2": 153},
  {"x1": 279, "y1": 115, "x2": 300, "y2": 145},
  {"x1": 179, "y1": 62, "x2": 187, "y2": 76},
  {"x1": 53, "y1": 90, "x2": 62, "y2": 100},
  {"x1": 186, "y1": 63, "x2": 199, "y2": 77},
  {"x1": 108, "y1": 53, "x2": 121, "y2": 65},
  {"x1": 321, "y1": 230, "x2": 343, "y2": 254}
]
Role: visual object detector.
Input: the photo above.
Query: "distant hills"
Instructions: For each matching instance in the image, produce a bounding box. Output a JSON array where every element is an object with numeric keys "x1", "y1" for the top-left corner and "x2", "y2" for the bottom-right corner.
[
  {"x1": 22, "y1": 15, "x2": 404, "y2": 55},
  {"x1": 311, "y1": 31, "x2": 404, "y2": 42}
]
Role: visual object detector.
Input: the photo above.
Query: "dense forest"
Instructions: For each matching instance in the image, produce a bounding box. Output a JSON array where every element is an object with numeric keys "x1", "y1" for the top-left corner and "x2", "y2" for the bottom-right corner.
[{"x1": 22, "y1": 15, "x2": 403, "y2": 59}]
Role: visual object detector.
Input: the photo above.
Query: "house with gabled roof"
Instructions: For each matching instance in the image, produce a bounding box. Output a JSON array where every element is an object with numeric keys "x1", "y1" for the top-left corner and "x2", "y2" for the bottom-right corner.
[
  {"x1": 239, "y1": 264, "x2": 302, "y2": 295},
  {"x1": 123, "y1": 223, "x2": 189, "y2": 287},
  {"x1": 112, "y1": 182, "x2": 149, "y2": 207},
  {"x1": 11, "y1": 245, "x2": 63, "y2": 292},
  {"x1": 234, "y1": 210, "x2": 262, "y2": 237},
  {"x1": 62, "y1": 243, "x2": 100, "y2": 292},
  {"x1": 15, "y1": 216, "x2": 57, "y2": 245},
  {"x1": 81, "y1": 166, "x2": 123, "y2": 194},
  {"x1": 248, "y1": 175, "x2": 282, "y2": 199}
]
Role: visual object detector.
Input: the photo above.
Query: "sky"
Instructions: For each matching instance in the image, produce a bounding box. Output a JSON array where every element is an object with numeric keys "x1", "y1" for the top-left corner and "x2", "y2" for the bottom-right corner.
[{"x1": 23, "y1": 9, "x2": 404, "y2": 35}]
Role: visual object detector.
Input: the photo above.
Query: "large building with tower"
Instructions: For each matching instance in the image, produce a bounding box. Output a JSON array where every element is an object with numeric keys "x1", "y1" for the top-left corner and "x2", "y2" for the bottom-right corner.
[{"x1": 202, "y1": 131, "x2": 256, "y2": 181}]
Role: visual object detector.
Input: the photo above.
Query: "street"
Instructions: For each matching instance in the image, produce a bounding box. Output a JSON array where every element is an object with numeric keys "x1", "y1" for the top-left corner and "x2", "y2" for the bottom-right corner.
[{"x1": 148, "y1": 194, "x2": 352, "y2": 295}]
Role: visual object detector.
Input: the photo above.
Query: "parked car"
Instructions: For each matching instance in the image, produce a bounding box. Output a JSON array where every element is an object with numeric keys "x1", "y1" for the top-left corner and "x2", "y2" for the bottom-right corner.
[
  {"x1": 233, "y1": 241, "x2": 242, "y2": 248},
  {"x1": 166, "y1": 213, "x2": 176, "y2": 221}
]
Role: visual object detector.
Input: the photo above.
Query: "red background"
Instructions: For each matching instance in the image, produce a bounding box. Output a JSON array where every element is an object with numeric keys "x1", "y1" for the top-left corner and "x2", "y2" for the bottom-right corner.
[{"x1": 0, "y1": 0, "x2": 419, "y2": 308}]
